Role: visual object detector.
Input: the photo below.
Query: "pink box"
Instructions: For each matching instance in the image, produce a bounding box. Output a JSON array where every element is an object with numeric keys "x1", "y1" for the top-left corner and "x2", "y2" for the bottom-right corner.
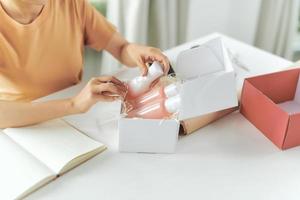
[{"x1": 240, "y1": 68, "x2": 300, "y2": 150}]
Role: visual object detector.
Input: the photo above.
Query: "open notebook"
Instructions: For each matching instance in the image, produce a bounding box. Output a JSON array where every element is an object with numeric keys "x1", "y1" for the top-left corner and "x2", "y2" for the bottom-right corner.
[{"x1": 0, "y1": 119, "x2": 106, "y2": 200}]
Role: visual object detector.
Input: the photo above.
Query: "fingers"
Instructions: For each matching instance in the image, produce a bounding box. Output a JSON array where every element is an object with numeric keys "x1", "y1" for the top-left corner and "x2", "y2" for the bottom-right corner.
[
  {"x1": 91, "y1": 76, "x2": 126, "y2": 91},
  {"x1": 144, "y1": 49, "x2": 170, "y2": 75},
  {"x1": 161, "y1": 54, "x2": 170, "y2": 74},
  {"x1": 133, "y1": 46, "x2": 171, "y2": 76},
  {"x1": 154, "y1": 54, "x2": 170, "y2": 74},
  {"x1": 137, "y1": 57, "x2": 148, "y2": 76},
  {"x1": 92, "y1": 82, "x2": 126, "y2": 98}
]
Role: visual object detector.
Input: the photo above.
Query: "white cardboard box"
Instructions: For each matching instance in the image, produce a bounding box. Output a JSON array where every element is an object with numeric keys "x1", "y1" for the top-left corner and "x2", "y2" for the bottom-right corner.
[{"x1": 118, "y1": 38, "x2": 238, "y2": 153}]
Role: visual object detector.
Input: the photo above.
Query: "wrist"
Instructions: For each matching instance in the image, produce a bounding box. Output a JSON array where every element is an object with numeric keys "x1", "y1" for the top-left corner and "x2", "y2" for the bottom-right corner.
[
  {"x1": 67, "y1": 98, "x2": 81, "y2": 115},
  {"x1": 121, "y1": 43, "x2": 137, "y2": 67}
]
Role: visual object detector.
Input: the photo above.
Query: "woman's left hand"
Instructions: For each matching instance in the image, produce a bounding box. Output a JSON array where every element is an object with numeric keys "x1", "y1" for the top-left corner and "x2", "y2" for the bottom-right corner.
[{"x1": 124, "y1": 44, "x2": 170, "y2": 76}]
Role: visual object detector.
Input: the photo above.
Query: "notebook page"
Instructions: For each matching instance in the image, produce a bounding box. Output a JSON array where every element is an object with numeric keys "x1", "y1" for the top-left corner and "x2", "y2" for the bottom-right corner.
[
  {"x1": 4, "y1": 119, "x2": 105, "y2": 174},
  {"x1": 0, "y1": 133, "x2": 54, "y2": 200}
]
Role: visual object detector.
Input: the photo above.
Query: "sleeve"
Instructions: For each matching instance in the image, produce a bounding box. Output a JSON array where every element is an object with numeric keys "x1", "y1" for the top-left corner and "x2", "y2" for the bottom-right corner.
[{"x1": 81, "y1": 0, "x2": 117, "y2": 51}]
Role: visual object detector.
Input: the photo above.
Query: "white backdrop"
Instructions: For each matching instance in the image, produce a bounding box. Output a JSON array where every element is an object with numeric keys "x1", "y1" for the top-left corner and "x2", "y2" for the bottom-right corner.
[
  {"x1": 255, "y1": 0, "x2": 300, "y2": 60},
  {"x1": 186, "y1": 0, "x2": 262, "y2": 44}
]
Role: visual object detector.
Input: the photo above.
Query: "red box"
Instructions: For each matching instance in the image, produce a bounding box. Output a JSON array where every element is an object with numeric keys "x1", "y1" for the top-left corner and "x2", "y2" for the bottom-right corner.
[{"x1": 240, "y1": 68, "x2": 300, "y2": 150}]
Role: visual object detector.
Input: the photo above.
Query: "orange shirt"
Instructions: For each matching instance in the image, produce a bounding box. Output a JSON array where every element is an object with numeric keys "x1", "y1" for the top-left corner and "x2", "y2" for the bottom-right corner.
[{"x1": 0, "y1": 0, "x2": 116, "y2": 101}]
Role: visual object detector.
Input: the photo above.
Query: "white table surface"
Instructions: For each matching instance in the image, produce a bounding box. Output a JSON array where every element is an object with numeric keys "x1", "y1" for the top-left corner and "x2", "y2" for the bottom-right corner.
[{"x1": 26, "y1": 33, "x2": 299, "y2": 200}]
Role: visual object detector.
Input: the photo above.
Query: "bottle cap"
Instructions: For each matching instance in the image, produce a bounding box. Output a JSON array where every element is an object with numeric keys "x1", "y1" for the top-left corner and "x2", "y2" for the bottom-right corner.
[
  {"x1": 164, "y1": 84, "x2": 180, "y2": 98},
  {"x1": 148, "y1": 61, "x2": 164, "y2": 82},
  {"x1": 164, "y1": 95, "x2": 181, "y2": 114}
]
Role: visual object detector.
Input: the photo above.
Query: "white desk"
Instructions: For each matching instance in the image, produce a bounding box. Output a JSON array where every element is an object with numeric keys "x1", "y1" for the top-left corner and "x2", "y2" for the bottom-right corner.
[{"x1": 27, "y1": 33, "x2": 299, "y2": 200}]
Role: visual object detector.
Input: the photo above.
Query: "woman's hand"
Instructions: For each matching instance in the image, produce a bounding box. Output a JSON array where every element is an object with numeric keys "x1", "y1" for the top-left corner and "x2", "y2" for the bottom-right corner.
[
  {"x1": 123, "y1": 44, "x2": 170, "y2": 76},
  {"x1": 71, "y1": 76, "x2": 127, "y2": 113},
  {"x1": 105, "y1": 32, "x2": 170, "y2": 76},
  {"x1": 0, "y1": 76, "x2": 127, "y2": 128}
]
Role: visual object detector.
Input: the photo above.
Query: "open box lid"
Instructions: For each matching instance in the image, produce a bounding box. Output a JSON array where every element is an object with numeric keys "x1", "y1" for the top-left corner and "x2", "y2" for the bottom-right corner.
[
  {"x1": 174, "y1": 38, "x2": 238, "y2": 120},
  {"x1": 174, "y1": 38, "x2": 234, "y2": 79}
]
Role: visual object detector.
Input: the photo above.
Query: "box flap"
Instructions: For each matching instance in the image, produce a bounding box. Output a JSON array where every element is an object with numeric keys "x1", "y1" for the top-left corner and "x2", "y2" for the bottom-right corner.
[
  {"x1": 119, "y1": 118, "x2": 179, "y2": 153},
  {"x1": 173, "y1": 38, "x2": 237, "y2": 120},
  {"x1": 178, "y1": 71, "x2": 238, "y2": 120},
  {"x1": 174, "y1": 38, "x2": 233, "y2": 79}
]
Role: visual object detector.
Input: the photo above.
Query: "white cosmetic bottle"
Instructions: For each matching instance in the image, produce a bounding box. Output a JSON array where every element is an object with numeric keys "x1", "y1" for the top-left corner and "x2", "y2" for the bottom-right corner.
[
  {"x1": 127, "y1": 95, "x2": 181, "y2": 119},
  {"x1": 133, "y1": 83, "x2": 180, "y2": 108},
  {"x1": 126, "y1": 61, "x2": 164, "y2": 99}
]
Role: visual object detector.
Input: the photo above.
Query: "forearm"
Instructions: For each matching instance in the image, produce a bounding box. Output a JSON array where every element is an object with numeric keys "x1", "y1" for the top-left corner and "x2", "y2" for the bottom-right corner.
[
  {"x1": 0, "y1": 99, "x2": 77, "y2": 128},
  {"x1": 119, "y1": 43, "x2": 138, "y2": 67},
  {"x1": 105, "y1": 32, "x2": 137, "y2": 67}
]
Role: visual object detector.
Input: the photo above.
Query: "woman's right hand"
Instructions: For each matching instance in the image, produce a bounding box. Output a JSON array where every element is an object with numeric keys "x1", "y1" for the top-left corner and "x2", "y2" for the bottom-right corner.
[{"x1": 70, "y1": 76, "x2": 127, "y2": 114}]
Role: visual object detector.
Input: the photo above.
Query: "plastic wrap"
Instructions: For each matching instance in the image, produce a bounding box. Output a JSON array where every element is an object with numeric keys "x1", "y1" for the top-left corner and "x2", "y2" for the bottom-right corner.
[{"x1": 122, "y1": 73, "x2": 182, "y2": 120}]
